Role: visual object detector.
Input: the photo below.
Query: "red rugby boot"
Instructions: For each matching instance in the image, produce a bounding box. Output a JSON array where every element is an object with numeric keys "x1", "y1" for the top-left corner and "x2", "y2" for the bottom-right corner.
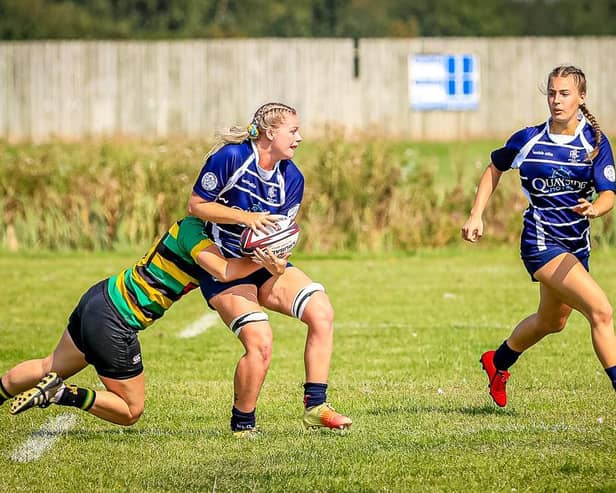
[{"x1": 480, "y1": 350, "x2": 510, "y2": 407}]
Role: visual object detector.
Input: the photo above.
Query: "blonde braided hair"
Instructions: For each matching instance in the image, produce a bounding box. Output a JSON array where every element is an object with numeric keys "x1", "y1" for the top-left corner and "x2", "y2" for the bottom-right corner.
[
  {"x1": 548, "y1": 65, "x2": 602, "y2": 161},
  {"x1": 204, "y1": 103, "x2": 297, "y2": 161}
]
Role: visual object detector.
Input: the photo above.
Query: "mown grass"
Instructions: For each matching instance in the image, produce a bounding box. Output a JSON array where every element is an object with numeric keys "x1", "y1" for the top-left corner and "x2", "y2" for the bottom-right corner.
[{"x1": 1, "y1": 247, "x2": 616, "y2": 492}]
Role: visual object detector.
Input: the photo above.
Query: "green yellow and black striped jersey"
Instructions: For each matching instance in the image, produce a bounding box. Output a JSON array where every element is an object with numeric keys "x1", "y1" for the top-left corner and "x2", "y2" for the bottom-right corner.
[{"x1": 107, "y1": 216, "x2": 213, "y2": 330}]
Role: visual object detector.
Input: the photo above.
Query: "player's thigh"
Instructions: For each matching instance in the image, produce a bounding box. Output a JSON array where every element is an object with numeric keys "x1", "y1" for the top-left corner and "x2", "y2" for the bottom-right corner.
[
  {"x1": 47, "y1": 329, "x2": 89, "y2": 378},
  {"x1": 211, "y1": 284, "x2": 273, "y2": 343},
  {"x1": 259, "y1": 267, "x2": 334, "y2": 325},
  {"x1": 258, "y1": 267, "x2": 310, "y2": 313},
  {"x1": 534, "y1": 252, "x2": 610, "y2": 318},
  {"x1": 209, "y1": 284, "x2": 263, "y2": 325}
]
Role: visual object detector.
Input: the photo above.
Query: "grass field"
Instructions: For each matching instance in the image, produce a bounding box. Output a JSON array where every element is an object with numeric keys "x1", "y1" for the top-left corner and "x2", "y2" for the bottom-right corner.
[{"x1": 2, "y1": 247, "x2": 616, "y2": 492}]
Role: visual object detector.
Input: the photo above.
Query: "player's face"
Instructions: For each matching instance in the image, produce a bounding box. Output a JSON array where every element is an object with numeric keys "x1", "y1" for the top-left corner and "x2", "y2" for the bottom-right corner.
[
  {"x1": 269, "y1": 113, "x2": 302, "y2": 160},
  {"x1": 547, "y1": 75, "x2": 585, "y2": 132}
]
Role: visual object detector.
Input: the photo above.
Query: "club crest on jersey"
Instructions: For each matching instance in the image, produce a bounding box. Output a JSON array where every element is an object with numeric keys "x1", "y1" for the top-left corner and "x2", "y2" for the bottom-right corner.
[
  {"x1": 267, "y1": 186, "x2": 277, "y2": 200},
  {"x1": 201, "y1": 172, "x2": 218, "y2": 191},
  {"x1": 569, "y1": 149, "x2": 580, "y2": 163},
  {"x1": 604, "y1": 165, "x2": 616, "y2": 182},
  {"x1": 532, "y1": 167, "x2": 585, "y2": 193}
]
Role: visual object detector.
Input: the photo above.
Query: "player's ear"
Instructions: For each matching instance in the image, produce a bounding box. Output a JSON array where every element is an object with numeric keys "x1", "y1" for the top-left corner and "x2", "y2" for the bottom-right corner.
[{"x1": 266, "y1": 128, "x2": 275, "y2": 140}]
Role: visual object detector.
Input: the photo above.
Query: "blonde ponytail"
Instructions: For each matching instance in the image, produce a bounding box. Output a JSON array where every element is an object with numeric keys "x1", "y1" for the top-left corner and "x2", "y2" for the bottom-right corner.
[
  {"x1": 579, "y1": 104, "x2": 602, "y2": 162},
  {"x1": 203, "y1": 102, "x2": 297, "y2": 162},
  {"x1": 203, "y1": 126, "x2": 250, "y2": 161}
]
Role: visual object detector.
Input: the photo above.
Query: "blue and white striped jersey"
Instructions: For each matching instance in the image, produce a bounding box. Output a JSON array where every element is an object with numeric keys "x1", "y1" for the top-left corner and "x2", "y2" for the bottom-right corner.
[
  {"x1": 491, "y1": 116, "x2": 616, "y2": 257},
  {"x1": 192, "y1": 140, "x2": 304, "y2": 257}
]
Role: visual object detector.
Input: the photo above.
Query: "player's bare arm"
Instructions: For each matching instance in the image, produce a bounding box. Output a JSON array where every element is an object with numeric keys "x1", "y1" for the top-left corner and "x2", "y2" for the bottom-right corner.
[
  {"x1": 461, "y1": 164, "x2": 503, "y2": 242},
  {"x1": 188, "y1": 192, "x2": 282, "y2": 233},
  {"x1": 572, "y1": 190, "x2": 615, "y2": 218}
]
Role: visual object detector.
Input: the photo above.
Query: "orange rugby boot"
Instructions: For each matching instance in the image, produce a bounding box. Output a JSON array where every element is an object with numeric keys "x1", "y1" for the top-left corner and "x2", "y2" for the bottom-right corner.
[{"x1": 303, "y1": 402, "x2": 352, "y2": 430}]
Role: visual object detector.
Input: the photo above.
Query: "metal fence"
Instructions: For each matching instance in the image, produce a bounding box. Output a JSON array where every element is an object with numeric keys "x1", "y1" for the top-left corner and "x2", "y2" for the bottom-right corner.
[{"x1": 2, "y1": 37, "x2": 616, "y2": 141}]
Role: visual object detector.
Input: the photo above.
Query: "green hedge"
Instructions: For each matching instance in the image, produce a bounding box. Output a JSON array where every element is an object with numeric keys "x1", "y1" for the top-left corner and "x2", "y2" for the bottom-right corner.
[{"x1": 1, "y1": 138, "x2": 612, "y2": 252}]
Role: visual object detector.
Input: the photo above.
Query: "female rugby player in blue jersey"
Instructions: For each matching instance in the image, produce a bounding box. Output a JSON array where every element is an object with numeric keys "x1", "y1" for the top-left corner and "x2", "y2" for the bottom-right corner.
[
  {"x1": 0, "y1": 217, "x2": 286, "y2": 425},
  {"x1": 188, "y1": 102, "x2": 352, "y2": 435},
  {"x1": 461, "y1": 65, "x2": 616, "y2": 407}
]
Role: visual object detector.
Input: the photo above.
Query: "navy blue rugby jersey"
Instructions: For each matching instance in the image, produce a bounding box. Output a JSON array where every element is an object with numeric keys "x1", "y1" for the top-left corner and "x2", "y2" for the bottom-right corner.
[
  {"x1": 193, "y1": 140, "x2": 304, "y2": 257},
  {"x1": 491, "y1": 116, "x2": 616, "y2": 257}
]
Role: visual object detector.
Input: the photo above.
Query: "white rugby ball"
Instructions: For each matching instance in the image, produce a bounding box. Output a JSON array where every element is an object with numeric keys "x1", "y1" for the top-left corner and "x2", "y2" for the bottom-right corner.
[{"x1": 240, "y1": 216, "x2": 300, "y2": 257}]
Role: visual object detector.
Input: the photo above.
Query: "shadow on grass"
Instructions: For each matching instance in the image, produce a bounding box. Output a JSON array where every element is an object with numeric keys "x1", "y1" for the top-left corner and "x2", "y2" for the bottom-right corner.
[
  {"x1": 55, "y1": 427, "x2": 227, "y2": 440},
  {"x1": 54, "y1": 426, "x2": 342, "y2": 440},
  {"x1": 366, "y1": 403, "x2": 517, "y2": 417}
]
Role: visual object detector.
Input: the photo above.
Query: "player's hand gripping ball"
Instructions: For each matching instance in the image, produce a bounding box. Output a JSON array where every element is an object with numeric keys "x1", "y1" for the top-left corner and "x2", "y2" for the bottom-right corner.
[{"x1": 240, "y1": 216, "x2": 300, "y2": 257}]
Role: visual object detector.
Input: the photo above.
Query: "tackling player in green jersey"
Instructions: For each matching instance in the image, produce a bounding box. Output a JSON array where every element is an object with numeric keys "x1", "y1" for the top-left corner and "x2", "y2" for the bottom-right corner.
[{"x1": 0, "y1": 216, "x2": 285, "y2": 426}]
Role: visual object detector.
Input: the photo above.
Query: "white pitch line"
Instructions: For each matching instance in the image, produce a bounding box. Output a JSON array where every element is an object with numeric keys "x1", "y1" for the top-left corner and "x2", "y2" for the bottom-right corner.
[
  {"x1": 10, "y1": 413, "x2": 78, "y2": 463},
  {"x1": 178, "y1": 312, "x2": 220, "y2": 339}
]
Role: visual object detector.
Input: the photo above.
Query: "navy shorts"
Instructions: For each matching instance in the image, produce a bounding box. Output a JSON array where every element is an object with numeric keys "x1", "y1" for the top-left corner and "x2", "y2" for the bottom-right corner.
[
  {"x1": 522, "y1": 246, "x2": 589, "y2": 281},
  {"x1": 67, "y1": 280, "x2": 143, "y2": 380},
  {"x1": 199, "y1": 261, "x2": 293, "y2": 308},
  {"x1": 199, "y1": 267, "x2": 274, "y2": 308}
]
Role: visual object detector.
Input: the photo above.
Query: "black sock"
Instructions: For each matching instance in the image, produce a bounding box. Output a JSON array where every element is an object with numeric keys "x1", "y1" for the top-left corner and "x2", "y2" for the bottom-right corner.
[
  {"x1": 0, "y1": 378, "x2": 12, "y2": 404},
  {"x1": 605, "y1": 366, "x2": 616, "y2": 391},
  {"x1": 493, "y1": 340, "x2": 521, "y2": 371},
  {"x1": 230, "y1": 406, "x2": 256, "y2": 431},
  {"x1": 303, "y1": 382, "x2": 327, "y2": 408},
  {"x1": 55, "y1": 385, "x2": 96, "y2": 411}
]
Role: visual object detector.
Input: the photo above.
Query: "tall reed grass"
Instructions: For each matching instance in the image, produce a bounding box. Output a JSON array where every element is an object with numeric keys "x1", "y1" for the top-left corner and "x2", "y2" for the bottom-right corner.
[{"x1": 2, "y1": 138, "x2": 609, "y2": 253}]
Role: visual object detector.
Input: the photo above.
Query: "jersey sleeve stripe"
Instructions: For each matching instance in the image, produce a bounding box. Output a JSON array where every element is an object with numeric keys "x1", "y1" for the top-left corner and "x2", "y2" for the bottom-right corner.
[
  {"x1": 190, "y1": 239, "x2": 214, "y2": 263},
  {"x1": 167, "y1": 222, "x2": 180, "y2": 239}
]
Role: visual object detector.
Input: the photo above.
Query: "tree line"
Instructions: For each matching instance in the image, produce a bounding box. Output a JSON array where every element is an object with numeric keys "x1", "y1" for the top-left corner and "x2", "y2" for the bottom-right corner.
[{"x1": 2, "y1": 0, "x2": 616, "y2": 39}]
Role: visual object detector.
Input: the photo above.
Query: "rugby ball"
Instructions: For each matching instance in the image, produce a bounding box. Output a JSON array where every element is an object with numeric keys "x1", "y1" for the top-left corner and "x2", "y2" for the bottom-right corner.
[{"x1": 240, "y1": 216, "x2": 300, "y2": 257}]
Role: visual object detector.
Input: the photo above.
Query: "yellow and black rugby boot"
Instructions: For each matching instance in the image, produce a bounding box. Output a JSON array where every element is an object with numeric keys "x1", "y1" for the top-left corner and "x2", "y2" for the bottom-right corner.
[{"x1": 9, "y1": 372, "x2": 65, "y2": 415}]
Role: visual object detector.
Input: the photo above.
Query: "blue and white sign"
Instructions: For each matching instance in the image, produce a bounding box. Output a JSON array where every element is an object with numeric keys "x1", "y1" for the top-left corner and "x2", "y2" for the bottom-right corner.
[{"x1": 409, "y1": 54, "x2": 479, "y2": 111}]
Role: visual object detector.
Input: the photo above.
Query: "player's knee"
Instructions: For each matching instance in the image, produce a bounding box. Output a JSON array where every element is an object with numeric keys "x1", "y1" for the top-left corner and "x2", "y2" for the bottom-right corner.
[
  {"x1": 307, "y1": 294, "x2": 334, "y2": 323},
  {"x1": 258, "y1": 338, "x2": 274, "y2": 366},
  {"x1": 257, "y1": 344, "x2": 273, "y2": 368},
  {"x1": 308, "y1": 298, "x2": 334, "y2": 328},
  {"x1": 248, "y1": 334, "x2": 273, "y2": 365},
  {"x1": 546, "y1": 322, "x2": 566, "y2": 334},
  {"x1": 589, "y1": 301, "x2": 613, "y2": 329},
  {"x1": 119, "y1": 403, "x2": 145, "y2": 426},
  {"x1": 537, "y1": 307, "x2": 570, "y2": 334},
  {"x1": 546, "y1": 315, "x2": 569, "y2": 334},
  {"x1": 241, "y1": 324, "x2": 273, "y2": 366},
  {"x1": 40, "y1": 356, "x2": 54, "y2": 374}
]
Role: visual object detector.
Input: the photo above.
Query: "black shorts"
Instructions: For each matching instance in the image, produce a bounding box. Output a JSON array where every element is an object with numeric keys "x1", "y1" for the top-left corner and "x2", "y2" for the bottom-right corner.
[{"x1": 67, "y1": 279, "x2": 143, "y2": 380}]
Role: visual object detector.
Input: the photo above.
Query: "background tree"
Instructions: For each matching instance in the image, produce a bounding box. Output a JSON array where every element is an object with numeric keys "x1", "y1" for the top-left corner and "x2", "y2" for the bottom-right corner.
[{"x1": 1, "y1": 0, "x2": 616, "y2": 39}]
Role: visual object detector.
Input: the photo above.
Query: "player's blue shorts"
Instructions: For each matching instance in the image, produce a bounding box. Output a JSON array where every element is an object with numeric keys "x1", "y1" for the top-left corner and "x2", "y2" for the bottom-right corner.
[
  {"x1": 199, "y1": 262, "x2": 293, "y2": 308},
  {"x1": 521, "y1": 245, "x2": 589, "y2": 282}
]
